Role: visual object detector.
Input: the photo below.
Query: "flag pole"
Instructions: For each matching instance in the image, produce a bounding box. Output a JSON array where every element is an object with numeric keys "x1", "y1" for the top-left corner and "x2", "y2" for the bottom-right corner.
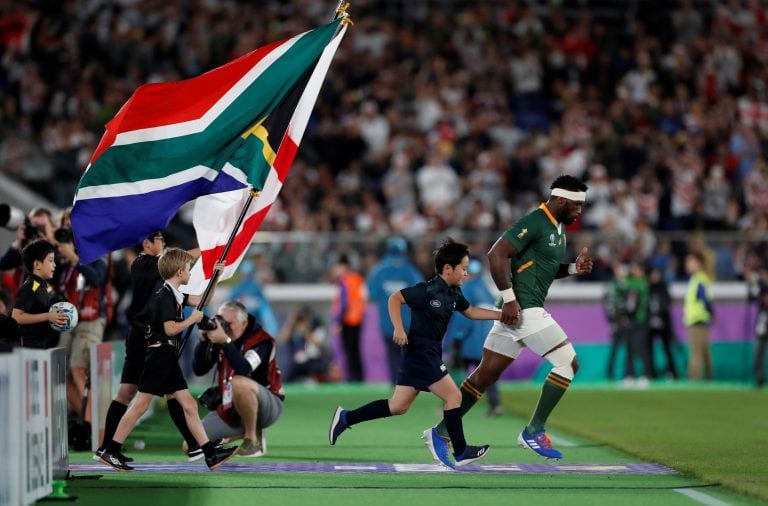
[
  {"x1": 177, "y1": 4, "x2": 351, "y2": 357},
  {"x1": 177, "y1": 188, "x2": 260, "y2": 357}
]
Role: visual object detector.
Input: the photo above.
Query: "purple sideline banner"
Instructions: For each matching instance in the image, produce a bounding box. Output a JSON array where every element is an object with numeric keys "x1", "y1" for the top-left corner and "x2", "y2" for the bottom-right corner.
[{"x1": 340, "y1": 303, "x2": 757, "y2": 383}]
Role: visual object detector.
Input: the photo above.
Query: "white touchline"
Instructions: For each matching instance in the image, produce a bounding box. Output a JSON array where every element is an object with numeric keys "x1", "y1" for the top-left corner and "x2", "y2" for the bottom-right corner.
[{"x1": 673, "y1": 488, "x2": 732, "y2": 506}]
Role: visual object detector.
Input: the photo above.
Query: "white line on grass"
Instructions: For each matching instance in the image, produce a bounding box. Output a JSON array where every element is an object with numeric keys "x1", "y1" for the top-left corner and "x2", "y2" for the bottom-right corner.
[{"x1": 673, "y1": 488, "x2": 731, "y2": 506}]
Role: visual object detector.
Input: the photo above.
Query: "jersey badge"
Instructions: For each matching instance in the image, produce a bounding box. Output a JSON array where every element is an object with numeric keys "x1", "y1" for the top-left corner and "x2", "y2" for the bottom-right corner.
[
  {"x1": 517, "y1": 228, "x2": 528, "y2": 239},
  {"x1": 548, "y1": 233, "x2": 557, "y2": 247},
  {"x1": 429, "y1": 300, "x2": 442, "y2": 308}
]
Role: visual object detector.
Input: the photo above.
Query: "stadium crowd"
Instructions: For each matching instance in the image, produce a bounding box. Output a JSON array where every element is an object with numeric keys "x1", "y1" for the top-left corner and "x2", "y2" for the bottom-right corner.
[{"x1": 1, "y1": 0, "x2": 768, "y2": 284}]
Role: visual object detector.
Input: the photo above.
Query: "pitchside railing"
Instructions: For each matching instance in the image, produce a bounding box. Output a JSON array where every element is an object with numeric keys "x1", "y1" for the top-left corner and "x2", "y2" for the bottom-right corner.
[{"x1": 0, "y1": 348, "x2": 67, "y2": 506}]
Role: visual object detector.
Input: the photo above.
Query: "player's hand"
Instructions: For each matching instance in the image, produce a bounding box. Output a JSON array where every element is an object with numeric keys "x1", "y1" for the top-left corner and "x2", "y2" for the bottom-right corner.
[
  {"x1": 575, "y1": 247, "x2": 593, "y2": 274},
  {"x1": 213, "y1": 261, "x2": 226, "y2": 272},
  {"x1": 189, "y1": 309, "x2": 204, "y2": 324},
  {"x1": 501, "y1": 300, "x2": 522, "y2": 326},
  {"x1": 392, "y1": 329, "x2": 408, "y2": 347}
]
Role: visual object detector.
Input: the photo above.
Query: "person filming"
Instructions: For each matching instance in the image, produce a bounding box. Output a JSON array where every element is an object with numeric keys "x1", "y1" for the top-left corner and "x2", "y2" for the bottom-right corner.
[{"x1": 193, "y1": 300, "x2": 285, "y2": 457}]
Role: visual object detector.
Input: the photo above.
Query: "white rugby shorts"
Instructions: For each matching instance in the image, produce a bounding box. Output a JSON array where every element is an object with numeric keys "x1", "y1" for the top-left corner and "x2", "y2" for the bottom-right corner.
[{"x1": 483, "y1": 307, "x2": 568, "y2": 359}]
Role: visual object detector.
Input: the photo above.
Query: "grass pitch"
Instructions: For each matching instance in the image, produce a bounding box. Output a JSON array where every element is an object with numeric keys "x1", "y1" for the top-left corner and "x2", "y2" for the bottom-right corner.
[{"x1": 49, "y1": 382, "x2": 768, "y2": 506}]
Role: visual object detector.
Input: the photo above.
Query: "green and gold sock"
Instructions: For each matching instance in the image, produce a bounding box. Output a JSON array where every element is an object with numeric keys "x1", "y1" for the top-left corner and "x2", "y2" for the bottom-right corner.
[{"x1": 526, "y1": 372, "x2": 571, "y2": 434}]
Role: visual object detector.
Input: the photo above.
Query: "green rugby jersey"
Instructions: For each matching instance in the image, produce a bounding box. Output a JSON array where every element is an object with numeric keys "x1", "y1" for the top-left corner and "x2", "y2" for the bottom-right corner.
[{"x1": 500, "y1": 204, "x2": 567, "y2": 309}]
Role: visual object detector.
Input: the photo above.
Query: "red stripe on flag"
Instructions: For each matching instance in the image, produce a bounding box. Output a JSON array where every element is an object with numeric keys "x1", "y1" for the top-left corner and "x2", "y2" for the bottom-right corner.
[
  {"x1": 273, "y1": 135, "x2": 298, "y2": 182},
  {"x1": 89, "y1": 39, "x2": 285, "y2": 165},
  {"x1": 199, "y1": 204, "x2": 273, "y2": 278}
]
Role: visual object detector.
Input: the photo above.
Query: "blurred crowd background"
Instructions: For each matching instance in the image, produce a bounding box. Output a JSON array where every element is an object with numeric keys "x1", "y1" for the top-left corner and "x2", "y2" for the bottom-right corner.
[{"x1": 1, "y1": 0, "x2": 768, "y2": 383}]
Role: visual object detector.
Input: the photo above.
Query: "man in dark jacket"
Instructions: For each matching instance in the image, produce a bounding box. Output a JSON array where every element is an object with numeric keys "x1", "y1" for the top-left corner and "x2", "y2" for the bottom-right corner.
[{"x1": 647, "y1": 267, "x2": 678, "y2": 379}]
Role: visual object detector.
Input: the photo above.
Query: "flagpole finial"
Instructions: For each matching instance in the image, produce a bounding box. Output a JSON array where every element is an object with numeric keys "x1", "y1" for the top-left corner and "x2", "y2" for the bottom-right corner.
[
  {"x1": 250, "y1": 189, "x2": 261, "y2": 198},
  {"x1": 336, "y1": 2, "x2": 354, "y2": 26}
]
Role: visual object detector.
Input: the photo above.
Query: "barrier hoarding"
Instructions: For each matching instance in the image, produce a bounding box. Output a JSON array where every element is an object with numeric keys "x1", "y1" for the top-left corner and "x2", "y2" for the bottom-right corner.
[
  {"x1": 90, "y1": 342, "x2": 113, "y2": 452},
  {"x1": 21, "y1": 349, "x2": 52, "y2": 504},
  {"x1": 49, "y1": 348, "x2": 68, "y2": 480},
  {"x1": 0, "y1": 350, "x2": 22, "y2": 506}
]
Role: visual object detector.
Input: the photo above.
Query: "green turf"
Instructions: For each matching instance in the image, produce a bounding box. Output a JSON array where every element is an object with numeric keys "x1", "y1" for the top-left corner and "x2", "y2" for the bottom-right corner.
[
  {"x1": 503, "y1": 383, "x2": 768, "y2": 502},
  {"x1": 49, "y1": 383, "x2": 767, "y2": 506}
]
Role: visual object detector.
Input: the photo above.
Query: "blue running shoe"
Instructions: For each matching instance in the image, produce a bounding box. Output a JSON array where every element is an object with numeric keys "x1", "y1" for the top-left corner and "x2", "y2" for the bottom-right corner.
[
  {"x1": 329, "y1": 406, "x2": 350, "y2": 445},
  {"x1": 517, "y1": 428, "x2": 563, "y2": 460},
  {"x1": 454, "y1": 444, "x2": 490, "y2": 467},
  {"x1": 422, "y1": 427, "x2": 454, "y2": 469}
]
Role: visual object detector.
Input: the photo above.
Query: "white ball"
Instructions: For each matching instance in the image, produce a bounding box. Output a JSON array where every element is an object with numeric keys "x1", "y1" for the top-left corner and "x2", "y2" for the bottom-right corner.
[
  {"x1": 49, "y1": 301, "x2": 79, "y2": 332},
  {"x1": 133, "y1": 439, "x2": 146, "y2": 450}
]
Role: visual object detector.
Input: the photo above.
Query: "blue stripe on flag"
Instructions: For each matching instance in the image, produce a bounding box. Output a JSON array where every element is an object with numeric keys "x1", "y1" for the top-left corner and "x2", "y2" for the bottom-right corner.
[{"x1": 72, "y1": 172, "x2": 246, "y2": 263}]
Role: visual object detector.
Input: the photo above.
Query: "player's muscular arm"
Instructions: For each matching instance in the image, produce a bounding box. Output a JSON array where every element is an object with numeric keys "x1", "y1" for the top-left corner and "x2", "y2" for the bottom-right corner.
[{"x1": 488, "y1": 236, "x2": 521, "y2": 325}]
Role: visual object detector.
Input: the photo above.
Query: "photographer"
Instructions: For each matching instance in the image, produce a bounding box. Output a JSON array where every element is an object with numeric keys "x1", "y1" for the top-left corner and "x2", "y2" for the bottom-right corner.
[
  {"x1": 53, "y1": 223, "x2": 110, "y2": 418},
  {"x1": 193, "y1": 300, "x2": 285, "y2": 457},
  {"x1": 0, "y1": 207, "x2": 58, "y2": 300}
]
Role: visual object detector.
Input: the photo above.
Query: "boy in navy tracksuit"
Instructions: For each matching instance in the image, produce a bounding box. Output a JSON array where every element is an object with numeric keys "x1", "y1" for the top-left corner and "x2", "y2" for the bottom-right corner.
[{"x1": 328, "y1": 238, "x2": 500, "y2": 469}]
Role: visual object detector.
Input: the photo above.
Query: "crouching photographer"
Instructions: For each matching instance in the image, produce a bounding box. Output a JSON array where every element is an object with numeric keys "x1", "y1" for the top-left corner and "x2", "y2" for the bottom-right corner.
[{"x1": 192, "y1": 300, "x2": 285, "y2": 457}]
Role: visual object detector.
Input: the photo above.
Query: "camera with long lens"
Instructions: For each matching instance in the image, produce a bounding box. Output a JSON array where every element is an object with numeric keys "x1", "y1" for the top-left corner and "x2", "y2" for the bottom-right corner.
[
  {"x1": 0, "y1": 204, "x2": 41, "y2": 243},
  {"x1": 54, "y1": 226, "x2": 74, "y2": 244},
  {"x1": 0, "y1": 204, "x2": 24, "y2": 230},
  {"x1": 198, "y1": 314, "x2": 230, "y2": 336},
  {"x1": 22, "y1": 218, "x2": 41, "y2": 242}
]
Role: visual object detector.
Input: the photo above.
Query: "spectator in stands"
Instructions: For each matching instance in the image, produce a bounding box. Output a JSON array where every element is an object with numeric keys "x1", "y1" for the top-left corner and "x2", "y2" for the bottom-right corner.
[{"x1": 1, "y1": 0, "x2": 768, "y2": 283}]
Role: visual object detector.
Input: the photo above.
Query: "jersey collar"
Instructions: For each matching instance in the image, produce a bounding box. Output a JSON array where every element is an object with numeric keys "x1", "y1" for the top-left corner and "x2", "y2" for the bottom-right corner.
[
  {"x1": 539, "y1": 203, "x2": 563, "y2": 233},
  {"x1": 164, "y1": 281, "x2": 184, "y2": 305}
]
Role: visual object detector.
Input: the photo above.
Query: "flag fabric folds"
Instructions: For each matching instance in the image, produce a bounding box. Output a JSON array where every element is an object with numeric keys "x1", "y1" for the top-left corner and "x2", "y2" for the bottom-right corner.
[
  {"x1": 71, "y1": 18, "x2": 347, "y2": 267},
  {"x1": 183, "y1": 25, "x2": 346, "y2": 294}
]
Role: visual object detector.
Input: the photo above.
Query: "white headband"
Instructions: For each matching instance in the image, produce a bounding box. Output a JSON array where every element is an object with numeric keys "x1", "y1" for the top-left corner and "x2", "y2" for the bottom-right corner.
[{"x1": 551, "y1": 188, "x2": 586, "y2": 202}]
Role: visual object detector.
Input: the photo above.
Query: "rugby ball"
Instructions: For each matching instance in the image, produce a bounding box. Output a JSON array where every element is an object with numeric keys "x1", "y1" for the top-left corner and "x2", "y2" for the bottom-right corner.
[{"x1": 50, "y1": 301, "x2": 79, "y2": 332}]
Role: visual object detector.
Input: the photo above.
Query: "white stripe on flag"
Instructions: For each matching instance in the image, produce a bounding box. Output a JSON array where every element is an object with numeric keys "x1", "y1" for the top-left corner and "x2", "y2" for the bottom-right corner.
[{"x1": 75, "y1": 165, "x2": 220, "y2": 200}]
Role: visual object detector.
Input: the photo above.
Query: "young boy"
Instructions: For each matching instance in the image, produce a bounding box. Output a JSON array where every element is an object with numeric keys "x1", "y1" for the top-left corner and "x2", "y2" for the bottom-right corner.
[
  {"x1": 96, "y1": 232, "x2": 208, "y2": 462},
  {"x1": 96, "y1": 248, "x2": 235, "y2": 471},
  {"x1": 12, "y1": 239, "x2": 68, "y2": 348},
  {"x1": 328, "y1": 238, "x2": 500, "y2": 469}
]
